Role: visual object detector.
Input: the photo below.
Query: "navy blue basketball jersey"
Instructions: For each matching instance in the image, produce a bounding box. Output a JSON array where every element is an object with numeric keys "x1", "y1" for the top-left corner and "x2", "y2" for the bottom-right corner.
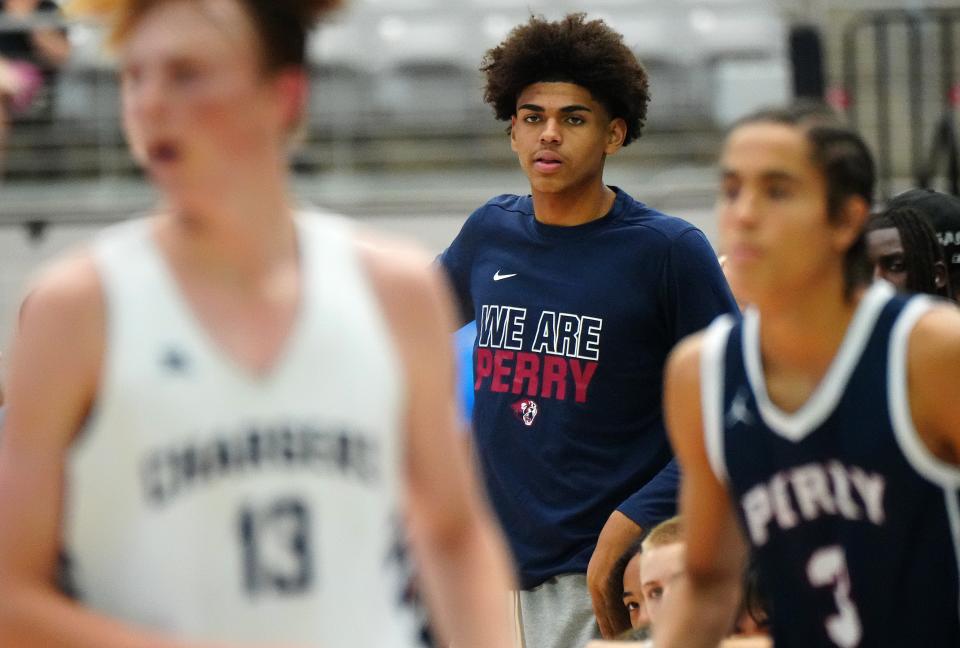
[{"x1": 701, "y1": 281, "x2": 960, "y2": 647}]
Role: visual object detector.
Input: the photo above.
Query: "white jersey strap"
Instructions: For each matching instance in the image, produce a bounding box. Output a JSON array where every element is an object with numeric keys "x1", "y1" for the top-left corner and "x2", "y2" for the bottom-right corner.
[
  {"x1": 888, "y1": 296, "x2": 960, "y2": 488},
  {"x1": 744, "y1": 281, "x2": 894, "y2": 442},
  {"x1": 887, "y1": 294, "x2": 960, "y2": 628},
  {"x1": 700, "y1": 314, "x2": 736, "y2": 484}
]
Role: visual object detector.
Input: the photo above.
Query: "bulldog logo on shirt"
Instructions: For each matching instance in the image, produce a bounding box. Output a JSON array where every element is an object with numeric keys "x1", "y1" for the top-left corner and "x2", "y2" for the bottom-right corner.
[{"x1": 511, "y1": 399, "x2": 539, "y2": 427}]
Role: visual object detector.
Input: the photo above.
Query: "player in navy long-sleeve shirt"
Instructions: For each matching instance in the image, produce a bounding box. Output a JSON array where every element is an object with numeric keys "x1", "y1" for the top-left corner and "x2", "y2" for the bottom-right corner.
[{"x1": 438, "y1": 13, "x2": 737, "y2": 647}]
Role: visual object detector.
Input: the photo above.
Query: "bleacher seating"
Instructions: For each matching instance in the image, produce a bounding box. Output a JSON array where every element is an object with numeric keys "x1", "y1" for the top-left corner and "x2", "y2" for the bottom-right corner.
[{"x1": 3, "y1": 0, "x2": 791, "y2": 178}]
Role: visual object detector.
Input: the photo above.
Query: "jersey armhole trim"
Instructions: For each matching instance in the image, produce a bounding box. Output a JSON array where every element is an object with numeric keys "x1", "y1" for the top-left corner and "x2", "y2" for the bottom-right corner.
[
  {"x1": 942, "y1": 487, "x2": 960, "y2": 630},
  {"x1": 701, "y1": 315, "x2": 734, "y2": 484},
  {"x1": 78, "y1": 220, "x2": 152, "y2": 447},
  {"x1": 888, "y1": 296, "x2": 960, "y2": 488}
]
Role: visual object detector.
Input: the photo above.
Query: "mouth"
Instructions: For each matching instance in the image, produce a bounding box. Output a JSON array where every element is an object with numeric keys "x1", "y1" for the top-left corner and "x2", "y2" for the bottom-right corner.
[
  {"x1": 729, "y1": 243, "x2": 764, "y2": 263},
  {"x1": 147, "y1": 140, "x2": 182, "y2": 166},
  {"x1": 533, "y1": 151, "x2": 563, "y2": 174}
]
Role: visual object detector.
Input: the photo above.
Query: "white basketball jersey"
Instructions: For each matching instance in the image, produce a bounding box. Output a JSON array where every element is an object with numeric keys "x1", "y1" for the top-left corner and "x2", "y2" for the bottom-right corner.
[{"x1": 62, "y1": 213, "x2": 421, "y2": 647}]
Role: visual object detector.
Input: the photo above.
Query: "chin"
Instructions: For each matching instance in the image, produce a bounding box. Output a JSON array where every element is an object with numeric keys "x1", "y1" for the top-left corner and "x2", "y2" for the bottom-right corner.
[
  {"x1": 528, "y1": 176, "x2": 572, "y2": 194},
  {"x1": 158, "y1": 182, "x2": 210, "y2": 213},
  {"x1": 727, "y1": 275, "x2": 759, "y2": 306},
  {"x1": 151, "y1": 173, "x2": 188, "y2": 198}
]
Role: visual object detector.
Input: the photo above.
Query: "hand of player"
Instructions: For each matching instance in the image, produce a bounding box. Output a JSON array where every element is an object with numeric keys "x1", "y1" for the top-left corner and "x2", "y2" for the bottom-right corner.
[{"x1": 586, "y1": 510, "x2": 643, "y2": 639}]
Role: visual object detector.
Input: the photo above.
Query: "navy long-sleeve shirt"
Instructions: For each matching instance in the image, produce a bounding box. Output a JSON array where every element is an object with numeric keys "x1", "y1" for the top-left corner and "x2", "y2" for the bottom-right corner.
[{"x1": 439, "y1": 188, "x2": 738, "y2": 588}]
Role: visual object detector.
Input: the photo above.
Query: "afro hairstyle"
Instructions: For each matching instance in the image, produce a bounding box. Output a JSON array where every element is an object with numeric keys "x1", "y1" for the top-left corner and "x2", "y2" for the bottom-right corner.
[{"x1": 481, "y1": 13, "x2": 650, "y2": 146}]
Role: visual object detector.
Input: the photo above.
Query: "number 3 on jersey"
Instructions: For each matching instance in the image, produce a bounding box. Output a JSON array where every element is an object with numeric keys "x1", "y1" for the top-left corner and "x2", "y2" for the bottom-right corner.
[
  {"x1": 807, "y1": 545, "x2": 862, "y2": 647},
  {"x1": 239, "y1": 497, "x2": 314, "y2": 595}
]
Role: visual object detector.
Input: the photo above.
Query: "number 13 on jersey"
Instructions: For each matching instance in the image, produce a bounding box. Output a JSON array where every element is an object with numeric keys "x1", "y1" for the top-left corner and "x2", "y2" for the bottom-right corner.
[{"x1": 238, "y1": 497, "x2": 315, "y2": 596}]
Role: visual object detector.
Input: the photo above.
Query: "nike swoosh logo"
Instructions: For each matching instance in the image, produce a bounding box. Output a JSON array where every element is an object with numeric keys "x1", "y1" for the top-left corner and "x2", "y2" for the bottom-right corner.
[{"x1": 493, "y1": 270, "x2": 517, "y2": 281}]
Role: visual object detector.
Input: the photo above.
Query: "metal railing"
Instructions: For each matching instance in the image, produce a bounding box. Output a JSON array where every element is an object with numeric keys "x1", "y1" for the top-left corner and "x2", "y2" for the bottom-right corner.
[
  {"x1": 842, "y1": 7, "x2": 960, "y2": 199},
  {"x1": 918, "y1": 111, "x2": 960, "y2": 196}
]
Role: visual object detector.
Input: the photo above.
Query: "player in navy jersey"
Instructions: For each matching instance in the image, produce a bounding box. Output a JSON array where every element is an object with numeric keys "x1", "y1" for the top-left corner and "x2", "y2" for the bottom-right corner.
[
  {"x1": 657, "y1": 104, "x2": 960, "y2": 648},
  {"x1": 438, "y1": 13, "x2": 738, "y2": 646}
]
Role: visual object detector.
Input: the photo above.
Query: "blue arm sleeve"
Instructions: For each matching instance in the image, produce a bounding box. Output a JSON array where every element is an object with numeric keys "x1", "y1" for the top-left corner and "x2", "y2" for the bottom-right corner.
[
  {"x1": 616, "y1": 458, "x2": 681, "y2": 531},
  {"x1": 454, "y1": 324, "x2": 476, "y2": 423}
]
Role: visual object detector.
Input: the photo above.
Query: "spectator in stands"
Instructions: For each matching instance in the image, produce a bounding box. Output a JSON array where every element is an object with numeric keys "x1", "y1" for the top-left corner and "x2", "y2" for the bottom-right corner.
[
  {"x1": 0, "y1": 0, "x2": 69, "y2": 170},
  {"x1": 886, "y1": 188, "x2": 960, "y2": 302},
  {"x1": 865, "y1": 205, "x2": 950, "y2": 297}
]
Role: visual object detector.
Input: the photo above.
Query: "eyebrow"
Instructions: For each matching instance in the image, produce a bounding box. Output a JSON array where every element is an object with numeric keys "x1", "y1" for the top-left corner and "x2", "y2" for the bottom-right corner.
[
  {"x1": 517, "y1": 104, "x2": 594, "y2": 113},
  {"x1": 720, "y1": 169, "x2": 800, "y2": 183}
]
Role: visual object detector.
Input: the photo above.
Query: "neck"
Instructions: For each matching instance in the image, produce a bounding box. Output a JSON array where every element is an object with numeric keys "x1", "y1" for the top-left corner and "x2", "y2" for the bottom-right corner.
[
  {"x1": 530, "y1": 177, "x2": 615, "y2": 227},
  {"x1": 754, "y1": 270, "x2": 867, "y2": 374},
  {"x1": 159, "y1": 169, "x2": 297, "y2": 280}
]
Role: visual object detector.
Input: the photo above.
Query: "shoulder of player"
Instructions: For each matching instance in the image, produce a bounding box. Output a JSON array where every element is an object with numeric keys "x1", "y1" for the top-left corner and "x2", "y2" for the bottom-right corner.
[
  {"x1": 664, "y1": 330, "x2": 715, "y2": 447},
  {"x1": 8, "y1": 250, "x2": 104, "y2": 434},
  {"x1": 462, "y1": 194, "x2": 531, "y2": 230},
  {"x1": 904, "y1": 301, "x2": 960, "y2": 401},
  {"x1": 353, "y1": 228, "x2": 451, "y2": 332},
  {"x1": 906, "y1": 301, "x2": 960, "y2": 368},
  {"x1": 20, "y1": 248, "x2": 104, "y2": 331},
  {"x1": 903, "y1": 302, "x2": 960, "y2": 463},
  {"x1": 354, "y1": 227, "x2": 433, "y2": 285},
  {"x1": 665, "y1": 330, "x2": 708, "y2": 393},
  {"x1": 480, "y1": 193, "x2": 530, "y2": 215},
  {"x1": 616, "y1": 201, "x2": 707, "y2": 245}
]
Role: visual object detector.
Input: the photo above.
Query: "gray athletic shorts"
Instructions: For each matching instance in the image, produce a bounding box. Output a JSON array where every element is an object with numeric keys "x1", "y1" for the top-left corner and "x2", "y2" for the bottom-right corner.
[{"x1": 514, "y1": 573, "x2": 600, "y2": 648}]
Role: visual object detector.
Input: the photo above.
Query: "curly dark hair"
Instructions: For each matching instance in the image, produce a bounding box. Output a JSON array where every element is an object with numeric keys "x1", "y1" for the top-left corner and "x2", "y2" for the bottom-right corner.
[{"x1": 480, "y1": 13, "x2": 650, "y2": 146}]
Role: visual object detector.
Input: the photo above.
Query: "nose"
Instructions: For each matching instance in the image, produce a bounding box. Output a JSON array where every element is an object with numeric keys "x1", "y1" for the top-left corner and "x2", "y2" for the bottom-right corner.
[
  {"x1": 540, "y1": 117, "x2": 562, "y2": 144},
  {"x1": 126, "y1": 72, "x2": 166, "y2": 123},
  {"x1": 727, "y1": 189, "x2": 760, "y2": 228}
]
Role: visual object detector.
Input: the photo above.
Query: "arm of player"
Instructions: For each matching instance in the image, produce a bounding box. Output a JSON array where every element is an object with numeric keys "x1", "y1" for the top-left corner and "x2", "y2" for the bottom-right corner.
[
  {"x1": 906, "y1": 304, "x2": 960, "y2": 470},
  {"x1": 363, "y1": 240, "x2": 517, "y2": 648},
  {"x1": 590, "y1": 401, "x2": 684, "y2": 635},
  {"x1": 587, "y1": 510, "x2": 643, "y2": 638},
  {"x1": 589, "y1": 458, "x2": 680, "y2": 637},
  {"x1": 652, "y1": 333, "x2": 747, "y2": 648},
  {"x1": 0, "y1": 256, "x2": 273, "y2": 648}
]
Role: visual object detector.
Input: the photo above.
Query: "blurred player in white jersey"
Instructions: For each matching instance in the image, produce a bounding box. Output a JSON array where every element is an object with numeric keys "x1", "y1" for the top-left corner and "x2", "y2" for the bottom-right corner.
[{"x1": 0, "y1": 1, "x2": 516, "y2": 647}]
